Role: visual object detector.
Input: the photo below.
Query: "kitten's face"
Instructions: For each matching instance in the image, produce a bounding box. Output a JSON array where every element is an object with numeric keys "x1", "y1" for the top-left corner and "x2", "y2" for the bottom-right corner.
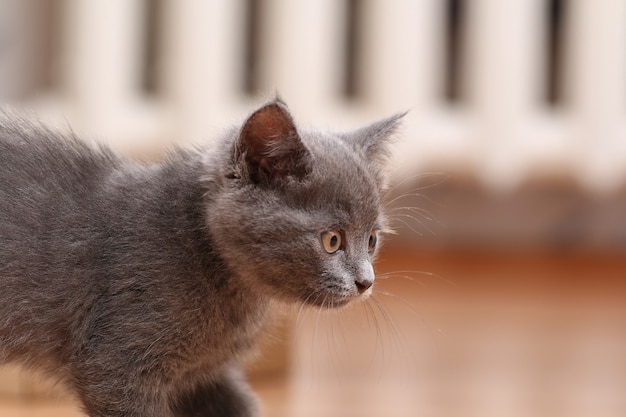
[{"x1": 210, "y1": 101, "x2": 401, "y2": 308}]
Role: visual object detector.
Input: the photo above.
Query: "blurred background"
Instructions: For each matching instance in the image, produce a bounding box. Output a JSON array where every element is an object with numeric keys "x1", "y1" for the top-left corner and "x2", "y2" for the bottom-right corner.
[{"x1": 0, "y1": 0, "x2": 625, "y2": 416}]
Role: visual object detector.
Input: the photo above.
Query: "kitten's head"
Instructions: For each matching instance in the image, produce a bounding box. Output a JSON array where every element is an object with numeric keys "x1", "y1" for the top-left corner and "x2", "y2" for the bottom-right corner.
[{"x1": 210, "y1": 100, "x2": 402, "y2": 308}]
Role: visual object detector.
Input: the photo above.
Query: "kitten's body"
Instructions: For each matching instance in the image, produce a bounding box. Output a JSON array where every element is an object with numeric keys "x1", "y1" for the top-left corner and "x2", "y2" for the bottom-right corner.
[{"x1": 0, "y1": 102, "x2": 400, "y2": 416}]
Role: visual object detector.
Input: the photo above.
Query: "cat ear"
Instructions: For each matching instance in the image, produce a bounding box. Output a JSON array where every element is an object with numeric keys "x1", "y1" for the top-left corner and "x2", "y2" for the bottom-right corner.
[
  {"x1": 235, "y1": 101, "x2": 310, "y2": 184},
  {"x1": 348, "y1": 112, "x2": 406, "y2": 165}
]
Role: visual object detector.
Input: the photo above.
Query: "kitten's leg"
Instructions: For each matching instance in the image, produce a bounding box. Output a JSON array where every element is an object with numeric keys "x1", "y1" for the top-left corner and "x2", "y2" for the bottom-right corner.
[
  {"x1": 76, "y1": 386, "x2": 168, "y2": 417},
  {"x1": 172, "y1": 367, "x2": 258, "y2": 417},
  {"x1": 71, "y1": 366, "x2": 170, "y2": 417}
]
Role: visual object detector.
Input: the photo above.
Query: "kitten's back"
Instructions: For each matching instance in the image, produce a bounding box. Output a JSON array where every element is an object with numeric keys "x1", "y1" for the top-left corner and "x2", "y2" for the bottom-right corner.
[
  {"x1": 0, "y1": 120, "x2": 117, "y2": 367},
  {"x1": 0, "y1": 120, "x2": 117, "y2": 202}
]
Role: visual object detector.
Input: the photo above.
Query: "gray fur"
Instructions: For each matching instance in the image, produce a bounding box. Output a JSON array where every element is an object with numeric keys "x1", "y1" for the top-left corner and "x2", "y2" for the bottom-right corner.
[{"x1": 0, "y1": 101, "x2": 401, "y2": 416}]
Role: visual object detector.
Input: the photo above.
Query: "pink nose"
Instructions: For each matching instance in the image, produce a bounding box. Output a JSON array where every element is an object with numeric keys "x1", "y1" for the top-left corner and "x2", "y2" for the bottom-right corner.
[
  {"x1": 355, "y1": 277, "x2": 373, "y2": 293},
  {"x1": 355, "y1": 262, "x2": 375, "y2": 293}
]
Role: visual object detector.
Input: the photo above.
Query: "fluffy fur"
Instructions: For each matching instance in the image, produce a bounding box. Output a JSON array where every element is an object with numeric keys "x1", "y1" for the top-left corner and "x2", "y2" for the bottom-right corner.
[{"x1": 0, "y1": 100, "x2": 401, "y2": 416}]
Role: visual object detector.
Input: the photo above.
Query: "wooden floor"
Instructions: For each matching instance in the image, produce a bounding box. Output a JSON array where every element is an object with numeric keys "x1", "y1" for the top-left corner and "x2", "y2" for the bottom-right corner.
[
  {"x1": 0, "y1": 400, "x2": 82, "y2": 417},
  {"x1": 0, "y1": 378, "x2": 291, "y2": 417},
  {"x1": 1, "y1": 248, "x2": 625, "y2": 417}
]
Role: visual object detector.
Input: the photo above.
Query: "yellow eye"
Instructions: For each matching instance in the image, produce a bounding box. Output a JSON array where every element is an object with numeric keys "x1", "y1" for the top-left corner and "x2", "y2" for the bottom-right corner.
[
  {"x1": 368, "y1": 231, "x2": 378, "y2": 252},
  {"x1": 321, "y1": 230, "x2": 342, "y2": 254}
]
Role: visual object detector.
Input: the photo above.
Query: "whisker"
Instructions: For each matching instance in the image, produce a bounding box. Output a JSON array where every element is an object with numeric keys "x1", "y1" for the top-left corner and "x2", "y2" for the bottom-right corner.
[
  {"x1": 363, "y1": 299, "x2": 384, "y2": 373},
  {"x1": 384, "y1": 192, "x2": 443, "y2": 209},
  {"x1": 334, "y1": 302, "x2": 351, "y2": 349},
  {"x1": 374, "y1": 288, "x2": 444, "y2": 354},
  {"x1": 320, "y1": 304, "x2": 352, "y2": 383},
  {"x1": 388, "y1": 206, "x2": 447, "y2": 229},
  {"x1": 291, "y1": 301, "x2": 307, "y2": 374},
  {"x1": 388, "y1": 205, "x2": 435, "y2": 219},
  {"x1": 375, "y1": 273, "x2": 426, "y2": 287},
  {"x1": 295, "y1": 291, "x2": 318, "y2": 331},
  {"x1": 378, "y1": 227, "x2": 399, "y2": 236},
  {"x1": 375, "y1": 269, "x2": 456, "y2": 286},
  {"x1": 324, "y1": 300, "x2": 336, "y2": 379},
  {"x1": 294, "y1": 291, "x2": 323, "y2": 374},
  {"x1": 388, "y1": 213, "x2": 435, "y2": 235},
  {"x1": 309, "y1": 294, "x2": 326, "y2": 380},
  {"x1": 370, "y1": 295, "x2": 413, "y2": 376},
  {"x1": 328, "y1": 303, "x2": 339, "y2": 363},
  {"x1": 329, "y1": 303, "x2": 350, "y2": 385},
  {"x1": 390, "y1": 217, "x2": 424, "y2": 237},
  {"x1": 383, "y1": 172, "x2": 448, "y2": 199},
  {"x1": 375, "y1": 288, "x2": 443, "y2": 339},
  {"x1": 373, "y1": 289, "x2": 422, "y2": 322}
]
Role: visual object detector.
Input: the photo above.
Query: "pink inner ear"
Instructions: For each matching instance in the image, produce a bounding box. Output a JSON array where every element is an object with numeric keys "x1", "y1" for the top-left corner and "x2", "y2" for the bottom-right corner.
[
  {"x1": 244, "y1": 104, "x2": 296, "y2": 143},
  {"x1": 237, "y1": 101, "x2": 309, "y2": 183},
  {"x1": 242, "y1": 103, "x2": 298, "y2": 154}
]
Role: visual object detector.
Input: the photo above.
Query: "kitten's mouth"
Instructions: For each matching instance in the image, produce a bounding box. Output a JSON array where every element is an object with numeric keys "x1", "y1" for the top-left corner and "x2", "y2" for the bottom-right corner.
[
  {"x1": 326, "y1": 297, "x2": 352, "y2": 308},
  {"x1": 305, "y1": 293, "x2": 363, "y2": 308}
]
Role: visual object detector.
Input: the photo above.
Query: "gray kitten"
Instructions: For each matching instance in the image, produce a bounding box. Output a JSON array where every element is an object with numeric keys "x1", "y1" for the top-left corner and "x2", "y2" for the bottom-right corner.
[{"x1": 0, "y1": 100, "x2": 401, "y2": 417}]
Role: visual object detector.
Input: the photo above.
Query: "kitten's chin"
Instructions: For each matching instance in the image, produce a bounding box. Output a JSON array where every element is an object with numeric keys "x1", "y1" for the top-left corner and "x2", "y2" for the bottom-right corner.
[
  {"x1": 325, "y1": 297, "x2": 352, "y2": 308},
  {"x1": 304, "y1": 293, "x2": 366, "y2": 309}
]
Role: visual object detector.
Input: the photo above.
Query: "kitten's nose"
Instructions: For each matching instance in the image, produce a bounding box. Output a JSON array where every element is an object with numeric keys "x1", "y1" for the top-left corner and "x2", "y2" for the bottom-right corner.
[
  {"x1": 355, "y1": 262, "x2": 375, "y2": 293},
  {"x1": 355, "y1": 278, "x2": 373, "y2": 293}
]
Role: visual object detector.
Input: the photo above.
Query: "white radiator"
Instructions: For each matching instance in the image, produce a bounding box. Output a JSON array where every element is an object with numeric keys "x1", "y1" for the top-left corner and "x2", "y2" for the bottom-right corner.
[{"x1": 0, "y1": 0, "x2": 625, "y2": 193}]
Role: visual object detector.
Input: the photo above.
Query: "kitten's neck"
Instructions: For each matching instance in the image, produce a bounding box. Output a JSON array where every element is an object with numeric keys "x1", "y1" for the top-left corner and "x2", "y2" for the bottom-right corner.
[{"x1": 147, "y1": 151, "x2": 271, "y2": 352}]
